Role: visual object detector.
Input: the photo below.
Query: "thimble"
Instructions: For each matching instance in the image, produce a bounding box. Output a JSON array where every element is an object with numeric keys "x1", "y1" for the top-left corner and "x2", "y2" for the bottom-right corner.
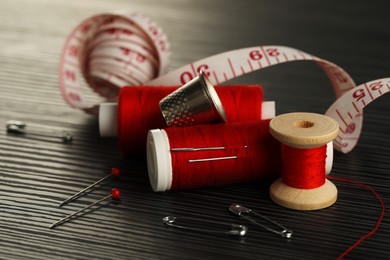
[{"x1": 159, "y1": 71, "x2": 227, "y2": 127}]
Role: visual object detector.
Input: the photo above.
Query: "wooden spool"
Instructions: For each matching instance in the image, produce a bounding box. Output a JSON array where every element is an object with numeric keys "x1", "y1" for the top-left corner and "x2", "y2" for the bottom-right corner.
[{"x1": 269, "y1": 112, "x2": 339, "y2": 210}]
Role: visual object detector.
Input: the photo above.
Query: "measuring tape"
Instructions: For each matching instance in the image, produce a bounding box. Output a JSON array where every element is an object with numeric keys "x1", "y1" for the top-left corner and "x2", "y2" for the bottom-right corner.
[
  {"x1": 59, "y1": 12, "x2": 389, "y2": 153},
  {"x1": 59, "y1": 12, "x2": 171, "y2": 114}
]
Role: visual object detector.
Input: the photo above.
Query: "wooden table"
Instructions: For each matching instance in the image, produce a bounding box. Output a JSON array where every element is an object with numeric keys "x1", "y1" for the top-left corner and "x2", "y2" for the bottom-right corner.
[{"x1": 1, "y1": 0, "x2": 389, "y2": 259}]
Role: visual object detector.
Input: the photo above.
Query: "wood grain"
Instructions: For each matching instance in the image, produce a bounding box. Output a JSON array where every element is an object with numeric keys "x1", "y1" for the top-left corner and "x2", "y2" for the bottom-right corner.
[{"x1": 0, "y1": 0, "x2": 389, "y2": 259}]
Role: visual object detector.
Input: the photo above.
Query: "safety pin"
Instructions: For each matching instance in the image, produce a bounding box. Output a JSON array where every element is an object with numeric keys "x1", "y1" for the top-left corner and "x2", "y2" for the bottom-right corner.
[
  {"x1": 163, "y1": 216, "x2": 247, "y2": 237},
  {"x1": 229, "y1": 204, "x2": 293, "y2": 238},
  {"x1": 6, "y1": 120, "x2": 73, "y2": 143}
]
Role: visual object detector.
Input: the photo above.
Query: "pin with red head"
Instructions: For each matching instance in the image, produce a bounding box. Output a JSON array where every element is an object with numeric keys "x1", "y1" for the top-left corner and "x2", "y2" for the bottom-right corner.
[
  {"x1": 59, "y1": 168, "x2": 120, "y2": 207},
  {"x1": 50, "y1": 188, "x2": 121, "y2": 229}
]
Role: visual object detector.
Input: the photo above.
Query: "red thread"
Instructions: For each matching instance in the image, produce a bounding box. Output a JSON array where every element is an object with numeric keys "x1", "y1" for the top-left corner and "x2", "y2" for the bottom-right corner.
[
  {"x1": 327, "y1": 176, "x2": 385, "y2": 260},
  {"x1": 164, "y1": 120, "x2": 281, "y2": 190},
  {"x1": 282, "y1": 145, "x2": 326, "y2": 189},
  {"x1": 118, "y1": 85, "x2": 264, "y2": 156}
]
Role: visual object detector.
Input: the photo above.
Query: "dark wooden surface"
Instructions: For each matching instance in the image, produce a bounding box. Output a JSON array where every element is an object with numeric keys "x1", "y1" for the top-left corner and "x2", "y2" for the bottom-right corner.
[{"x1": 1, "y1": 0, "x2": 389, "y2": 259}]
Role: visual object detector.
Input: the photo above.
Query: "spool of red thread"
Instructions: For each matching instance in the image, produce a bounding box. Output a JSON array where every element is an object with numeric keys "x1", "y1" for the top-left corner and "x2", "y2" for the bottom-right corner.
[
  {"x1": 100, "y1": 85, "x2": 276, "y2": 156},
  {"x1": 147, "y1": 120, "x2": 280, "y2": 191},
  {"x1": 269, "y1": 112, "x2": 339, "y2": 210},
  {"x1": 146, "y1": 120, "x2": 335, "y2": 192}
]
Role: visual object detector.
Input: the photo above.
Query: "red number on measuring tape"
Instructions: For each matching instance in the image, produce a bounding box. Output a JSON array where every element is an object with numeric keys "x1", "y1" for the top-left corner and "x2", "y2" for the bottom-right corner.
[
  {"x1": 122, "y1": 29, "x2": 133, "y2": 35},
  {"x1": 266, "y1": 48, "x2": 280, "y2": 57},
  {"x1": 158, "y1": 39, "x2": 167, "y2": 52},
  {"x1": 136, "y1": 53, "x2": 146, "y2": 63},
  {"x1": 65, "y1": 70, "x2": 76, "y2": 82},
  {"x1": 68, "y1": 45, "x2": 78, "y2": 57},
  {"x1": 249, "y1": 50, "x2": 263, "y2": 61},
  {"x1": 353, "y1": 89, "x2": 365, "y2": 102},
  {"x1": 345, "y1": 123, "x2": 356, "y2": 134},
  {"x1": 180, "y1": 72, "x2": 193, "y2": 84},
  {"x1": 120, "y1": 47, "x2": 131, "y2": 56},
  {"x1": 148, "y1": 26, "x2": 159, "y2": 37},
  {"x1": 369, "y1": 81, "x2": 383, "y2": 91},
  {"x1": 179, "y1": 65, "x2": 210, "y2": 84},
  {"x1": 67, "y1": 92, "x2": 81, "y2": 102}
]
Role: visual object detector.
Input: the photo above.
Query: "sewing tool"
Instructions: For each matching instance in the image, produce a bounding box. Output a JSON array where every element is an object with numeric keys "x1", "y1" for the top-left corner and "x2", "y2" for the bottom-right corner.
[
  {"x1": 326, "y1": 78, "x2": 390, "y2": 153},
  {"x1": 58, "y1": 168, "x2": 120, "y2": 207},
  {"x1": 269, "y1": 112, "x2": 339, "y2": 210},
  {"x1": 6, "y1": 120, "x2": 73, "y2": 143},
  {"x1": 102, "y1": 85, "x2": 275, "y2": 156},
  {"x1": 163, "y1": 216, "x2": 247, "y2": 237},
  {"x1": 49, "y1": 188, "x2": 120, "y2": 229},
  {"x1": 159, "y1": 70, "x2": 227, "y2": 127},
  {"x1": 229, "y1": 204, "x2": 292, "y2": 238},
  {"x1": 147, "y1": 120, "x2": 279, "y2": 191},
  {"x1": 147, "y1": 120, "x2": 334, "y2": 192},
  {"x1": 55, "y1": 11, "x2": 390, "y2": 259},
  {"x1": 99, "y1": 85, "x2": 274, "y2": 136},
  {"x1": 59, "y1": 12, "x2": 390, "y2": 155}
]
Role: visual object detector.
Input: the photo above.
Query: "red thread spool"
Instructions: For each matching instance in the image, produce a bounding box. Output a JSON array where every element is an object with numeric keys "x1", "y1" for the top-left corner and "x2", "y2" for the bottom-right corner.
[
  {"x1": 269, "y1": 112, "x2": 339, "y2": 210},
  {"x1": 147, "y1": 120, "x2": 280, "y2": 191},
  {"x1": 116, "y1": 85, "x2": 274, "y2": 156}
]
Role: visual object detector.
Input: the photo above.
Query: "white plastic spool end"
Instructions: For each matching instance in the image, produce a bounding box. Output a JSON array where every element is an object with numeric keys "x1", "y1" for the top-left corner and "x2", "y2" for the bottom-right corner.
[
  {"x1": 99, "y1": 103, "x2": 118, "y2": 137},
  {"x1": 147, "y1": 129, "x2": 172, "y2": 192}
]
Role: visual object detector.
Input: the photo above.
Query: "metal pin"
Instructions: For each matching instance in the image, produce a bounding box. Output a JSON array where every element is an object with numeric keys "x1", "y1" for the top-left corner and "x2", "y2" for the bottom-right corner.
[
  {"x1": 58, "y1": 168, "x2": 120, "y2": 207},
  {"x1": 6, "y1": 120, "x2": 73, "y2": 143},
  {"x1": 163, "y1": 216, "x2": 247, "y2": 237},
  {"x1": 189, "y1": 156, "x2": 237, "y2": 163},
  {"x1": 229, "y1": 204, "x2": 293, "y2": 238},
  {"x1": 49, "y1": 188, "x2": 121, "y2": 229},
  {"x1": 171, "y1": 146, "x2": 225, "y2": 152},
  {"x1": 171, "y1": 145, "x2": 247, "y2": 163}
]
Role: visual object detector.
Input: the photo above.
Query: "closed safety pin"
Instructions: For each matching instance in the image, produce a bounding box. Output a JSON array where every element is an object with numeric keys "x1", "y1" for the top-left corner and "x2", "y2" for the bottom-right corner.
[
  {"x1": 229, "y1": 204, "x2": 293, "y2": 238},
  {"x1": 6, "y1": 120, "x2": 73, "y2": 143},
  {"x1": 163, "y1": 216, "x2": 247, "y2": 237}
]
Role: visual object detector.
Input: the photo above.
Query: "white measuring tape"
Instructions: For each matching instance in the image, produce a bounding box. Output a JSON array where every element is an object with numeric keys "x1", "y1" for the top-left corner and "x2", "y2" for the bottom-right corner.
[
  {"x1": 59, "y1": 12, "x2": 389, "y2": 154},
  {"x1": 59, "y1": 12, "x2": 171, "y2": 114}
]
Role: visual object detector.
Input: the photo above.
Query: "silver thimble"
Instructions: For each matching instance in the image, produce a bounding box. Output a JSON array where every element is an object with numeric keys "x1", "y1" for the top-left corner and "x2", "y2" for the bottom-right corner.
[{"x1": 159, "y1": 71, "x2": 227, "y2": 127}]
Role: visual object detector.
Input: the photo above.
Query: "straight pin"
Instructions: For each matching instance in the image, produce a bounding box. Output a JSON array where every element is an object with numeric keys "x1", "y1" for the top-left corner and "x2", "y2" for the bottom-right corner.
[
  {"x1": 229, "y1": 203, "x2": 293, "y2": 238},
  {"x1": 59, "y1": 168, "x2": 120, "y2": 207},
  {"x1": 189, "y1": 155, "x2": 237, "y2": 163},
  {"x1": 6, "y1": 120, "x2": 73, "y2": 143},
  {"x1": 171, "y1": 145, "x2": 247, "y2": 163},
  {"x1": 171, "y1": 146, "x2": 225, "y2": 152},
  {"x1": 49, "y1": 188, "x2": 120, "y2": 229}
]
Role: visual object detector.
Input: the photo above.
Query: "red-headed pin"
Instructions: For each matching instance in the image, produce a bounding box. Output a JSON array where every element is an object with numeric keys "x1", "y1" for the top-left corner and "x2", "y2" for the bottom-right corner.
[
  {"x1": 59, "y1": 168, "x2": 120, "y2": 207},
  {"x1": 50, "y1": 188, "x2": 121, "y2": 229}
]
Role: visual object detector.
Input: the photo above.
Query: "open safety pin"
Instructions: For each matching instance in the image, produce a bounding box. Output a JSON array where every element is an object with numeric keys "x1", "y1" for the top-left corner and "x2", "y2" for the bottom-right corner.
[
  {"x1": 163, "y1": 216, "x2": 248, "y2": 237},
  {"x1": 6, "y1": 120, "x2": 73, "y2": 143},
  {"x1": 229, "y1": 204, "x2": 293, "y2": 238}
]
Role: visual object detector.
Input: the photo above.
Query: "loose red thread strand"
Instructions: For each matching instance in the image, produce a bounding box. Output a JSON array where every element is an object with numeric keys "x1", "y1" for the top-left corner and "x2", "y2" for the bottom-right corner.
[
  {"x1": 281, "y1": 145, "x2": 327, "y2": 189},
  {"x1": 118, "y1": 85, "x2": 264, "y2": 156},
  {"x1": 327, "y1": 176, "x2": 385, "y2": 260},
  {"x1": 165, "y1": 120, "x2": 281, "y2": 190}
]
